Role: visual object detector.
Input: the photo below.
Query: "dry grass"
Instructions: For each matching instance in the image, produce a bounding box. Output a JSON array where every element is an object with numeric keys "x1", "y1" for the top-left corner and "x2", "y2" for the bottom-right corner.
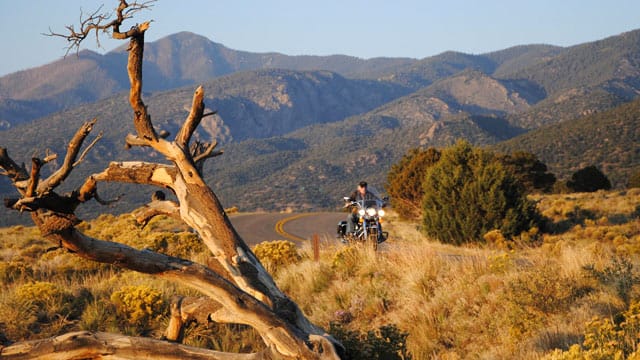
[
  {"x1": 1, "y1": 190, "x2": 640, "y2": 358},
  {"x1": 276, "y1": 190, "x2": 640, "y2": 358}
]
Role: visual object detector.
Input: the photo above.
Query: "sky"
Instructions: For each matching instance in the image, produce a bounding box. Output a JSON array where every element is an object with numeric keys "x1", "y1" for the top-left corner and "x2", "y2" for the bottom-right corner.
[{"x1": 1, "y1": 0, "x2": 639, "y2": 76}]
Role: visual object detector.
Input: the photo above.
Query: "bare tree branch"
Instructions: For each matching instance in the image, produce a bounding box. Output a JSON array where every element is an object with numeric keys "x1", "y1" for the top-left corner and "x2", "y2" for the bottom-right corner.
[
  {"x1": 43, "y1": 150, "x2": 58, "y2": 163},
  {"x1": 177, "y1": 85, "x2": 205, "y2": 149},
  {"x1": 73, "y1": 131, "x2": 103, "y2": 167},
  {"x1": 0, "y1": 148, "x2": 29, "y2": 185},
  {"x1": 165, "y1": 296, "x2": 224, "y2": 342},
  {"x1": 192, "y1": 141, "x2": 224, "y2": 174},
  {"x1": 127, "y1": 21, "x2": 158, "y2": 141},
  {"x1": 192, "y1": 141, "x2": 223, "y2": 163},
  {"x1": 38, "y1": 119, "x2": 98, "y2": 194},
  {"x1": 93, "y1": 161, "x2": 178, "y2": 188},
  {"x1": 22, "y1": 218, "x2": 320, "y2": 358},
  {"x1": 93, "y1": 191, "x2": 124, "y2": 206},
  {"x1": 44, "y1": 0, "x2": 156, "y2": 55},
  {"x1": 125, "y1": 133, "x2": 152, "y2": 148},
  {"x1": 132, "y1": 195, "x2": 181, "y2": 226},
  {"x1": 25, "y1": 158, "x2": 43, "y2": 197}
]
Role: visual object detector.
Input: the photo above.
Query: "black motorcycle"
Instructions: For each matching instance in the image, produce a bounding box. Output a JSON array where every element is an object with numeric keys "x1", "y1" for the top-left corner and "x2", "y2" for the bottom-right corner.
[{"x1": 337, "y1": 197, "x2": 388, "y2": 250}]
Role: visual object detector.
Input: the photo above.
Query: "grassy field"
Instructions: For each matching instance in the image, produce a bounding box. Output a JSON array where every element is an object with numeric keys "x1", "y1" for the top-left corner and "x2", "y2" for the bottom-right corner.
[{"x1": 1, "y1": 189, "x2": 640, "y2": 358}]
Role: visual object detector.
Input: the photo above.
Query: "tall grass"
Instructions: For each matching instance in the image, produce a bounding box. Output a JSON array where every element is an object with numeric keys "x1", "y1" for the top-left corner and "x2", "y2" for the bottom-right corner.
[{"x1": 1, "y1": 190, "x2": 640, "y2": 358}]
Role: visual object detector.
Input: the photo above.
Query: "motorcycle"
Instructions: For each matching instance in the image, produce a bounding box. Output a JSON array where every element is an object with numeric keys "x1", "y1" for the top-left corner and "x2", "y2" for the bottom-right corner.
[{"x1": 337, "y1": 196, "x2": 388, "y2": 250}]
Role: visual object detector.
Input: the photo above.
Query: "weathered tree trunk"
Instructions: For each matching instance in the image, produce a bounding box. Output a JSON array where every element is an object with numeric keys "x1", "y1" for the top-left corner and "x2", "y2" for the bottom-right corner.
[
  {"x1": 0, "y1": 331, "x2": 267, "y2": 360},
  {"x1": 0, "y1": 1, "x2": 343, "y2": 359}
]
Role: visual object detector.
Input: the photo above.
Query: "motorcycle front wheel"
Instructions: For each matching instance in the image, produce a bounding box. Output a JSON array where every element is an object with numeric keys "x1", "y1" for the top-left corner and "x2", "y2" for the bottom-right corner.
[{"x1": 367, "y1": 228, "x2": 378, "y2": 251}]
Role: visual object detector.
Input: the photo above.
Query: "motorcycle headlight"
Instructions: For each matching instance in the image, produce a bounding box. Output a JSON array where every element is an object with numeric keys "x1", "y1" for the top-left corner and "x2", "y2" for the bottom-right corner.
[
  {"x1": 378, "y1": 209, "x2": 385, "y2": 217},
  {"x1": 366, "y1": 208, "x2": 377, "y2": 217},
  {"x1": 358, "y1": 209, "x2": 365, "y2": 216}
]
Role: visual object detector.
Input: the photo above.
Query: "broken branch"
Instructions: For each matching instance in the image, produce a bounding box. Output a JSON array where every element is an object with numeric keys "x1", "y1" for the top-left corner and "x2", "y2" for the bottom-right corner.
[
  {"x1": 176, "y1": 86, "x2": 205, "y2": 149},
  {"x1": 38, "y1": 119, "x2": 98, "y2": 194},
  {"x1": 26, "y1": 158, "x2": 43, "y2": 197},
  {"x1": 73, "y1": 131, "x2": 103, "y2": 167}
]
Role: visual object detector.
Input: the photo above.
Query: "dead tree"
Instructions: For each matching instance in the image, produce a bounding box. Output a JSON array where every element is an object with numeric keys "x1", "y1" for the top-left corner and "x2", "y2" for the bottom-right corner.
[{"x1": 0, "y1": 1, "x2": 343, "y2": 359}]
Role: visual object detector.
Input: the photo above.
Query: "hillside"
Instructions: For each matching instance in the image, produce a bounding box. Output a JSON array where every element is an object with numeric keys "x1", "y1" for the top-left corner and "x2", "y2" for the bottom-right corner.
[
  {"x1": 0, "y1": 32, "x2": 415, "y2": 128},
  {"x1": 0, "y1": 65, "x2": 538, "y2": 220},
  {"x1": 494, "y1": 96, "x2": 640, "y2": 187},
  {"x1": 0, "y1": 69, "x2": 410, "y2": 224},
  {"x1": 500, "y1": 29, "x2": 640, "y2": 98},
  {"x1": 506, "y1": 86, "x2": 628, "y2": 129},
  {"x1": 415, "y1": 69, "x2": 545, "y2": 115},
  {"x1": 486, "y1": 44, "x2": 564, "y2": 78},
  {"x1": 381, "y1": 51, "x2": 497, "y2": 89},
  {"x1": 380, "y1": 44, "x2": 566, "y2": 90}
]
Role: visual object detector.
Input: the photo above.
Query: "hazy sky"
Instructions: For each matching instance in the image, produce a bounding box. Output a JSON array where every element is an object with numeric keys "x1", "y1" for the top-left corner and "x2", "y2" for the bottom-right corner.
[{"x1": 1, "y1": 0, "x2": 639, "y2": 76}]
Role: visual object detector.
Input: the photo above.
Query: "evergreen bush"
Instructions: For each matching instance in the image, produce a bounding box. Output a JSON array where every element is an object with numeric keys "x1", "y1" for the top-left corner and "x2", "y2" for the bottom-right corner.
[
  {"x1": 567, "y1": 165, "x2": 611, "y2": 192},
  {"x1": 421, "y1": 140, "x2": 540, "y2": 245},
  {"x1": 497, "y1": 151, "x2": 556, "y2": 193}
]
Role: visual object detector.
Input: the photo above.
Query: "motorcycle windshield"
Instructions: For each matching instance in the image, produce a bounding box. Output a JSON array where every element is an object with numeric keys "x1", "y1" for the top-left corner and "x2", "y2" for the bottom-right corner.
[
  {"x1": 361, "y1": 199, "x2": 379, "y2": 208},
  {"x1": 356, "y1": 187, "x2": 385, "y2": 209}
]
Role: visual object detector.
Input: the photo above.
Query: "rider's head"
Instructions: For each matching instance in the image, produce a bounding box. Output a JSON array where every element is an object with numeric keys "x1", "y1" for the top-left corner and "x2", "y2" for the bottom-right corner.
[{"x1": 357, "y1": 181, "x2": 367, "y2": 195}]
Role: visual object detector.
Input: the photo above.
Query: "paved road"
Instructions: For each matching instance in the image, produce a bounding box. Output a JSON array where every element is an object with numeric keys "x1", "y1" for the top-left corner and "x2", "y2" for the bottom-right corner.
[{"x1": 228, "y1": 212, "x2": 346, "y2": 246}]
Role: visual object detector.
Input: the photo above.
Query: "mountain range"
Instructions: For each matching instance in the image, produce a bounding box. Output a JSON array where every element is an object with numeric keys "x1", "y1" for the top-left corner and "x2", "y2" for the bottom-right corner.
[{"x1": 1, "y1": 29, "x2": 640, "y2": 224}]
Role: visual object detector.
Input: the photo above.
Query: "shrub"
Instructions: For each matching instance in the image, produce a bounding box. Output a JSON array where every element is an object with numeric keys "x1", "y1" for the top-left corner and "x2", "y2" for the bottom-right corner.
[
  {"x1": 386, "y1": 147, "x2": 441, "y2": 220},
  {"x1": 79, "y1": 299, "x2": 119, "y2": 332},
  {"x1": 497, "y1": 151, "x2": 556, "y2": 194},
  {"x1": 166, "y1": 232, "x2": 204, "y2": 258},
  {"x1": 421, "y1": 140, "x2": 540, "y2": 245},
  {"x1": 110, "y1": 285, "x2": 166, "y2": 332},
  {"x1": 567, "y1": 165, "x2": 612, "y2": 192},
  {"x1": 545, "y1": 300, "x2": 640, "y2": 359},
  {"x1": 331, "y1": 246, "x2": 360, "y2": 277},
  {"x1": 329, "y1": 322, "x2": 412, "y2": 360},
  {"x1": 583, "y1": 256, "x2": 639, "y2": 304},
  {"x1": 0, "y1": 260, "x2": 34, "y2": 284},
  {"x1": 0, "y1": 295, "x2": 38, "y2": 341},
  {"x1": 15, "y1": 281, "x2": 73, "y2": 317},
  {"x1": 507, "y1": 264, "x2": 581, "y2": 314},
  {"x1": 252, "y1": 240, "x2": 302, "y2": 273},
  {"x1": 11, "y1": 281, "x2": 87, "y2": 339},
  {"x1": 483, "y1": 230, "x2": 508, "y2": 250}
]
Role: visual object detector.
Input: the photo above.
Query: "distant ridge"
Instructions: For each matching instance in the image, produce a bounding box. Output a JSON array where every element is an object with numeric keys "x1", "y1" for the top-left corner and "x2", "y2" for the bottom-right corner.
[
  {"x1": 3, "y1": 29, "x2": 640, "y2": 129},
  {"x1": 0, "y1": 32, "x2": 416, "y2": 127}
]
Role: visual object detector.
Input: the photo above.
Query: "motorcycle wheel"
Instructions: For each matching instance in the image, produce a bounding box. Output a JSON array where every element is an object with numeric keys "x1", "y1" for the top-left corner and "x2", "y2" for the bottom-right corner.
[{"x1": 367, "y1": 231, "x2": 378, "y2": 251}]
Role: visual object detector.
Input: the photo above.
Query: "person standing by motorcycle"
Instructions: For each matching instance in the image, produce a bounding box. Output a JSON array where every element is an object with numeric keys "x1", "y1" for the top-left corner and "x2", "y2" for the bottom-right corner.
[{"x1": 345, "y1": 181, "x2": 379, "y2": 235}]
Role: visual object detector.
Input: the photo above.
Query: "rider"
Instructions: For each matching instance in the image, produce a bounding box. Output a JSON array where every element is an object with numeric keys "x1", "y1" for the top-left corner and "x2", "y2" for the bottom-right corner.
[{"x1": 345, "y1": 181, "x2": 379, "y2": 235}]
